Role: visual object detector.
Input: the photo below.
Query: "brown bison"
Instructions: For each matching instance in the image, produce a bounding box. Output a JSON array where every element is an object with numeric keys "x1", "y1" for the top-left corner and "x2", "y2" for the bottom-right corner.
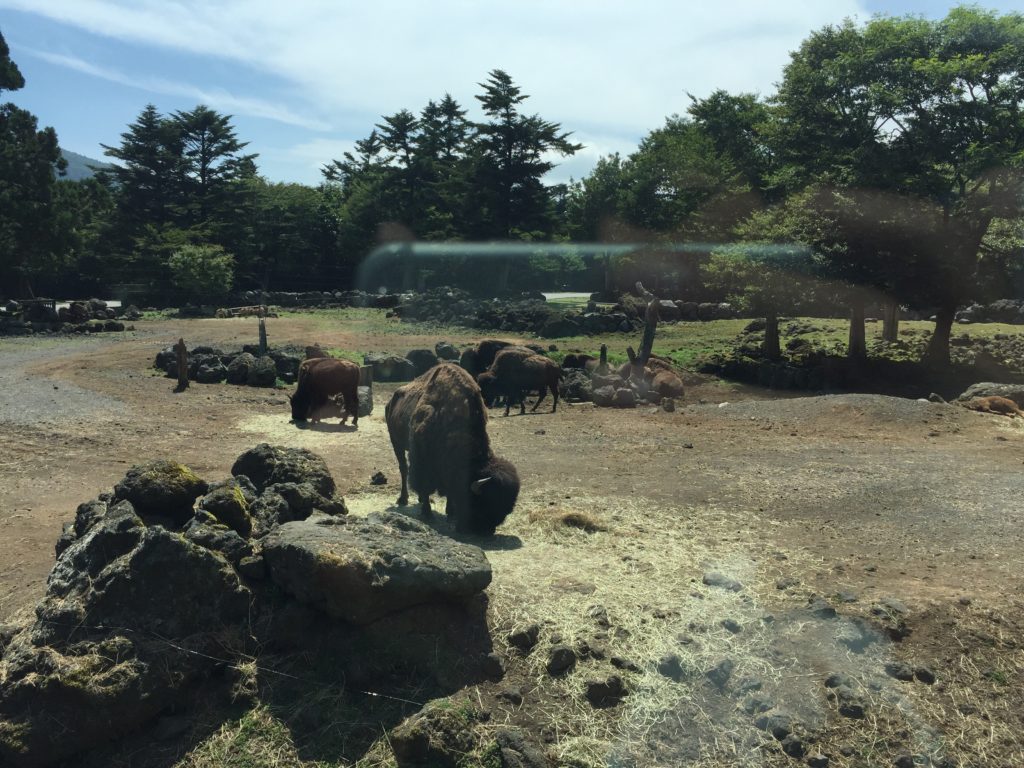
[
  {"x1": 385, "y1": 363, "x2": 520, "y2": 534},
  {"x1": 459, "y1": 339, "x2": 518, "y2": 376},
  {"x1": 562, "y1": 353, "x2": 597, "y2": 370},
  {"x1": 961, "y1": 396, "x2": 1023, "y2": 418},
  {"x1": 289, "y1": 357, "x2": 360, "y2": 425},
  {"x1": 478, "y1": 349, "x2": 564, "y2": 416}
]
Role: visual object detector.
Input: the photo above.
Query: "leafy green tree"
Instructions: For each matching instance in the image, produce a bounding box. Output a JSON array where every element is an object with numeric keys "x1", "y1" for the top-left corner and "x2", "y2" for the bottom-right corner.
[
  {"x1": 705, "y1": 244, "x2": 813, "y2": 360},
  {"x1": 772, "y1": 7, "x2": 1024, "y2": 365},
  {"x1": 168, "y1": 244, "x2": 235, "y2": 301},
  {"x1": 0, "y1": 29, "x2": 67, "y2": 297}
]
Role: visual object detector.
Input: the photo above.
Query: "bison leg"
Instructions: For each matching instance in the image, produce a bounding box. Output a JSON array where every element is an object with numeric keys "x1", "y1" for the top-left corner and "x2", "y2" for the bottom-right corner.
[
  {"x1": 519, "y1": 388, "x2": 527, "y2": 415},
  {"x1": 345, "y1": 381, "x2": 359, "y2": 427},
  {"x1": 532, "y1": 385, "x2": 547, "y2": 412},
  {"x1": 419, "y1": 493, "x2": 432, "y2": 519}
]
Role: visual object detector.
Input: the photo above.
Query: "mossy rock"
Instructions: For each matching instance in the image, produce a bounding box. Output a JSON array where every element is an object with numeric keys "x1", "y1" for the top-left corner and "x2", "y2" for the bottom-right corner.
[
  {"x1": 113, "y1": 460, "x2": 208, "y2": 526},
  {"x1": 198, "y1": 477, "x2": 256, "y2": 537},
  {"x1": 389, "y1": 698, "x2": 479, "y2": 768}
]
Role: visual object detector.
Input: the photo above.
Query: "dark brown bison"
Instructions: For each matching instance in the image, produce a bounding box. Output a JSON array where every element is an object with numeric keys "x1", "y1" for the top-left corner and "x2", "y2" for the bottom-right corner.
[
  {"x1": 562, "y1": 353, "x2": 597, "y2": 370},
  {"x1": 289, "y1": 357, "x2": 360, "y2": 425},
  {"x1": 385, "y1": 363, "x2": 519, "y2": 535},
  {"x1": 459, "y1": 339, "x2": 518, "y2": 376},
  {"x1": 478, "y1": 349, "x2": 564, "y2": 416}
]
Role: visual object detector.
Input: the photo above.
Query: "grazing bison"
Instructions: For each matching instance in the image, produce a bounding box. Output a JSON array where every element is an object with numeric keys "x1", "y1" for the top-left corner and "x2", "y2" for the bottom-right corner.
[
  {"x1": 385, "y1": 363, "x2": 520, "y2": 534},
  {"x1": 478, "y1": 349, "x2": 564, "y2": 416},
  {"x1": 289, "y1": 357, "x2": 360, "y2": 425}
]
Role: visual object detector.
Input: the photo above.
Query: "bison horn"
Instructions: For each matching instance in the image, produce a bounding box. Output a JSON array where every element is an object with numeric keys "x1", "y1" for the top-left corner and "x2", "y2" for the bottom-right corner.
[{"x1": 470, "y1": 477, "x2": 492, "y2": 494}]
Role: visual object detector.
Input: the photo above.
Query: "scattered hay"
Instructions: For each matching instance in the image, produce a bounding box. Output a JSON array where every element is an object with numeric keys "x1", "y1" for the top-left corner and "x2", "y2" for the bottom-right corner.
[{"x1": 527, "y1": 507, "x2": 608, "y2": 533}]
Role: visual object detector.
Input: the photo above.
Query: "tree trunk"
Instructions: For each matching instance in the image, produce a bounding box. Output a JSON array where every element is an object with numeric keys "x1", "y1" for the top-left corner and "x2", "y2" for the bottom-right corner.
[
  {"x1": 495, "y1": 259, "x2": 512, "y2": 294},
  {"x1": 924, "y1": 304, "x2": 956, "y2": 367},
  {"x1": 174, "y1": 338, "x2": 189, "y2": 392},
  {"x1": 848, "y1": 298, "x2": 866, "y2": 361},
  {"x1": 258, "y1": 317, "x2": 268, "y2": 356},
  {"x1": 763, "y1": 313, "x2": 780, "y2": 361},
  {"x1": 882, "y1": 299, "x2": 899, "y2": 343},
  {"x1": 604, "y1": 255, "x2": 613, "y2": 295},
  {"x1": 627, "y1": 283, "x2": 660, "y2": 379}
]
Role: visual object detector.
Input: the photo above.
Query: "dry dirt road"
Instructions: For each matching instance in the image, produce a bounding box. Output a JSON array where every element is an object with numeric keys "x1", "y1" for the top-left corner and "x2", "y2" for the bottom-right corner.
[{"x1": 1, "y1": 316, "x2": 1022, "y2": 765}]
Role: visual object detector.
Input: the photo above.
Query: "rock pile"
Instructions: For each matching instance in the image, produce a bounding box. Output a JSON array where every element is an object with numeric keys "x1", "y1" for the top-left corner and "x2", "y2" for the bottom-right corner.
[
  {"x1": 154, "y1": 344, "x2": 305, "y2": 385},
  {"x1": 955, "y1": 299, "x2": 1024, "y2": 325},
  {"x1": 0, "y1": 444, "x2": 496, "y2": 767},
  {"x1": 559, "y1": 355, "x2": 686, "y2": 409},
  {"x1": 0, "y1": 298, "x2": 139, "y2": 336}
]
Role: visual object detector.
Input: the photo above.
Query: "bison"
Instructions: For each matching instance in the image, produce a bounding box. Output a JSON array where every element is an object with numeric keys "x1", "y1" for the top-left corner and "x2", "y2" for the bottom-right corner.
[
  {"x1": 562, "y1": 353, "x2": 597, "y2": 370},
  {"x1": 289, "y1": 357, "x2": 360, "y2": 425},
  {"x1": 478, "y1": 349, "x2": 564, "y2": 416},
  {"x1": 459, "y1": 339, "x2": 518, "y2": 377},
  {"x1": 385, "y1": 363, "x2": 519, "y2": 535},
  {"x1": 962, "y1": 395, "x2": 1023, "y2": 418}
]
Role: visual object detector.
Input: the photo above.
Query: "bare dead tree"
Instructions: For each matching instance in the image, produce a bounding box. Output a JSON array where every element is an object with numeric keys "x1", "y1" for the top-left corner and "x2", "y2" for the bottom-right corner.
[{"x1": 626, "y1": 281, "x2": 660, "y2": 379}]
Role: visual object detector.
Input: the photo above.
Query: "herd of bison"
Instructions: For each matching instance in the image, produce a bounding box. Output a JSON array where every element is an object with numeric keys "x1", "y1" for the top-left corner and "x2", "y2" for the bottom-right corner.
[{"x1": 288, "y1": 339, "x2": 685, "y2": 537}]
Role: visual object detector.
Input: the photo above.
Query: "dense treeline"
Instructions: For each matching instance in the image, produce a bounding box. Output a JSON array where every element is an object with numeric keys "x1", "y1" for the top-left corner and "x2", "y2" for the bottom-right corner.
[{"x1": 1, "y1": 6, "x2": 1023, "y2": 364}]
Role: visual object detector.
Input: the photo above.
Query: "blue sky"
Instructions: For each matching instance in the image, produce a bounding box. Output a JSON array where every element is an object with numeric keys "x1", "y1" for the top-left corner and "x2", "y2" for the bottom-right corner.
[{"x1": 2, "y1": 1, "x2": 1019, "y2": 186}]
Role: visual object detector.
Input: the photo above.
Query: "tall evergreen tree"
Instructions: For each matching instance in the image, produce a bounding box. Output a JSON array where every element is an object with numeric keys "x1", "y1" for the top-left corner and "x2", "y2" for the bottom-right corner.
[{"x1": 0, "y1": 29, "x2": 66, "y2": 297}]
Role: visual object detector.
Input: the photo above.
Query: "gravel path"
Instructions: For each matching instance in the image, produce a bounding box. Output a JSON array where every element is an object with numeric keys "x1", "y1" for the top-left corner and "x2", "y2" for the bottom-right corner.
[{"x1": 0, "y1": 338, "x2": 125, "y2": 426}]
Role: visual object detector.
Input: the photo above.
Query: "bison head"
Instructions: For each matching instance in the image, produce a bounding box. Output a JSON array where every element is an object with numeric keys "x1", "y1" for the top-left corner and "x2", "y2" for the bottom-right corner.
[
  {"x1": 288, "y1": 391, "x2": 309, "y2": 421},
  {"x1": 476, "y1": 371, "x2": 498, "y2": 407},
  {"x1": 467, "y1": 455, "x2": 520, "y2": 535}
]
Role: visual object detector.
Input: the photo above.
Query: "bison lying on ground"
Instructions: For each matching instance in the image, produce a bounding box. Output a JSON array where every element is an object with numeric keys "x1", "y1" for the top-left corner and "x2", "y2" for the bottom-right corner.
[
  {"x1": 385, "y1": 363, "x2": 519, "y2": 535},
  {"x1": 478, "y1": 348, "x2": 564, "y2": 416},
  {"x1": 289, "y1": 357, "x2": 360, "y2": 425},
  {"x1": 562, "y1": 353, "x2": 597, "y2": 370},
  {"x1": 961, "y1": 396, "x2": 1023, "y2": 418}
]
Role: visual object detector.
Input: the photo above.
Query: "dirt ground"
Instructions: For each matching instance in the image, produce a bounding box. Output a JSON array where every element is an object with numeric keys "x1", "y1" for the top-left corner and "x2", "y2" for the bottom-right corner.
[{"x1": 1, "y1": 315, "x2": 1022, "y2": 767}]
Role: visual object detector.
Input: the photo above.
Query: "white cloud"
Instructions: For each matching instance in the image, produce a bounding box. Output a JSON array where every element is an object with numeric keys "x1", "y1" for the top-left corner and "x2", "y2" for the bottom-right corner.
[
  {"x1": 4, "y1": 0, "x2": 870, "y2": 179},
  {"x1": 25, "y1": 49, "x2": 330, "y2": 130}
]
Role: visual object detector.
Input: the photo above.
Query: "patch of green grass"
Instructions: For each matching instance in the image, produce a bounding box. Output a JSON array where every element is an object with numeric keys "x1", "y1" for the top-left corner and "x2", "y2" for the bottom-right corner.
[{"x1": 325, "y1": 348, "x2": 363, "y2": 364}]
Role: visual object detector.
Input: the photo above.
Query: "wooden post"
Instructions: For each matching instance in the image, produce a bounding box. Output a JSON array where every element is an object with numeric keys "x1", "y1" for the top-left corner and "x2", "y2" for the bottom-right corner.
[
  {"x1": 174, "y1": 338, "x2": 189, "y2": 392},
  {"x1": 359, "y1": 365, "x2": 373, "y2": 387},
  {"x1": 258, "y1": 316, "x2": 268, "y2": 355}
]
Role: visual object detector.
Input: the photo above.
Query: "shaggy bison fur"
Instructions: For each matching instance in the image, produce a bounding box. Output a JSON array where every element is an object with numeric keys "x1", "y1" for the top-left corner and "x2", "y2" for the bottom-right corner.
[
  {"x1": 562, "y1": 353, "x2": 597, "y2": 370},
  {"x1": 385, "y1": 363, "x2": 520, "y2": 535},
  {"x1": 478, "y1": 349, "x2": 564, "y2": 416},
  {"x1": 289, "y1": 357, "x2": 360, "y2": 425},
  {"x1": 962, "y1": 395, "x2": 1023, "y2": 418}
]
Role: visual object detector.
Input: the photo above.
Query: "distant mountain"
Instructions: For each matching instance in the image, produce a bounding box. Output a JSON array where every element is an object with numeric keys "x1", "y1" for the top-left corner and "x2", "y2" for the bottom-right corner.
[{"x1": 59, "y1": 149, "x2": 113, "y2": 181}]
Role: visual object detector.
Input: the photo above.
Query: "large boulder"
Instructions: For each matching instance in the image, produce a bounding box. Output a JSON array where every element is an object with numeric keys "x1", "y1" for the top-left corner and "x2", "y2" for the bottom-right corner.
[
  {"x1": 195, "y1": 360, "x2": 227, "y2": 383},
  {"x1": 365, "y1": 353, "x2": 417, "y2": 382},
  {"x1": 113, "y1": 460, "x2": 208, "y2": 526},
  {"x1": 0, "y1": 504, "x2": 251, "y2": 768},
  {"x1": 957, "y1": 382, "x2": 1024, "y2": 408},
  {"x1": 197, "y1": 476, "x2": 257, "y2": 537},
  {"x1": 226, "y1": 352, "x2": 257, "y2": 384},
  {"x1": 263, "y1": 512, "x2": 491, "y2": 625},
  {"x1": 358, "y1": 385, "x2": 373, "y2": 417},
  {"x1": 435, "y1": 341, "x2": 460, "y2": 361},
  {"x1": 247, "y1": 355, "x2": 278, "y2": 387},
  {"x1": 560, "y1": 369, "x2": 593, "y2": 402},
  {"x1": 230, "y1": 444, "x2": 336, "y2": 497},
  {"x1": 406, "y1": 348, "x2": 440, "y2": 376},
  {"x1": 247, "y1": 481, "x2": 347, "y2": 540}
]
